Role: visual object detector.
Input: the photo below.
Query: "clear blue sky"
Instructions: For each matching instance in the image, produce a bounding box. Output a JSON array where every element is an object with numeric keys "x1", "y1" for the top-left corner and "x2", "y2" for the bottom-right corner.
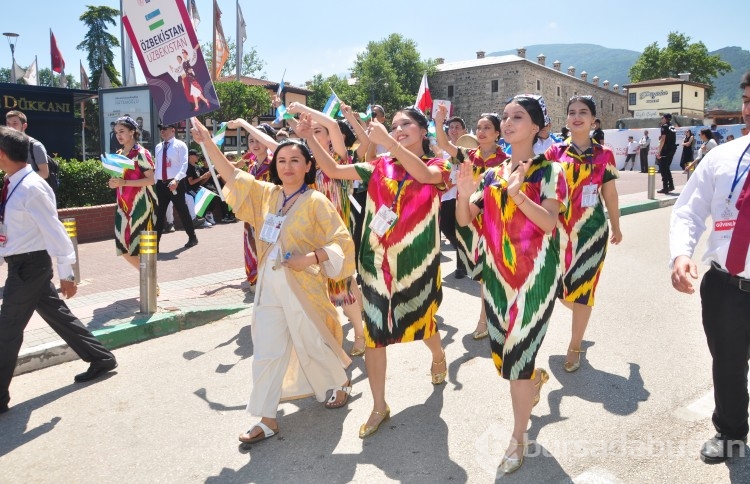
[{"x1": 2, "y1": 0, "x2": 746, "y2": 87}]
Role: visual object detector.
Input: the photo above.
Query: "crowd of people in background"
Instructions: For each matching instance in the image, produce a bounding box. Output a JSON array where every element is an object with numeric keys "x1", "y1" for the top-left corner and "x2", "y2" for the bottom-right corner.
[{"x1": 2, "y1": 69, "x2": 749, "y2": 474}]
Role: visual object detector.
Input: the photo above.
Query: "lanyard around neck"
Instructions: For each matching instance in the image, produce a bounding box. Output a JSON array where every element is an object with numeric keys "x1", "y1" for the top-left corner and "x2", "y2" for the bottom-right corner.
[{"x1": 729, "y1": 141, "x2": 750, "y2": 204}]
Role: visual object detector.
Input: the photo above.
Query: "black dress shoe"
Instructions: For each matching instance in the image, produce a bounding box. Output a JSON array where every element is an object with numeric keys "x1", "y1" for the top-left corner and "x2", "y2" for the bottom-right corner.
[
  {"x1": 184, "y1": 238, "x2": 199, "y2": 248},
  {"x1": 700, "y1": 434, "x2": 747, "y2": 463},
  {"x1": 656, "y1": 188, "x2": 669, "y2": 194},
  {"x1": 74, "y1": 358, "x2": 118, "y2": 383},
  {"x1": 454, "y1": 268, "x2": 466, "y2": 279}
]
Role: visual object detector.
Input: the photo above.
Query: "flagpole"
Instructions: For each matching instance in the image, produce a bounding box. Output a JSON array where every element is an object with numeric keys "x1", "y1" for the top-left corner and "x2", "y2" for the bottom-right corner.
[
  {"x1": 81, "y1": 101, "x2": 86, "y2": 161},
  {"x1": 120, "y1": 0, "x2": 126, "y2": 82},
  {"x1": 235, "y1": 0, "x2": 240, "y2": 81},
  {"x1": 211, "y1": 0, "x2": 217, "y2": 82}
]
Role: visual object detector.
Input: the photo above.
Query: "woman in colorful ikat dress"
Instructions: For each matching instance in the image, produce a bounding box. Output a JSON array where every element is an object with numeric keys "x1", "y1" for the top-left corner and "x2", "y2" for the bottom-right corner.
[
  {"x1": 433, "y1": 104, "x2": 508, "y2": 340},
  {"x1": 108, "y1": 116, "x2": 157, "y2": 277},
  {"x1": 287, "y1": 102, "x2": 367, "y2": 357},
  {"x1": 297, "y1": 107, "x2": 451, "y2": 440},
  {"x1": 544, "y1": 95, "x2": 622, "y2": 374},
  {"x1": 456, "y1": 95, "x2": 567, "y2": 475}
]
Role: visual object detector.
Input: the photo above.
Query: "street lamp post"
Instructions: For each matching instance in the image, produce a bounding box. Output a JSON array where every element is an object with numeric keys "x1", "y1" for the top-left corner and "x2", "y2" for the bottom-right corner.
[
  {"x1": 369, "y1": 77, "x2": 389, "y2": 106},
  {"x1": 3, "y1": 32, "x2": 19, "y2": 83}
]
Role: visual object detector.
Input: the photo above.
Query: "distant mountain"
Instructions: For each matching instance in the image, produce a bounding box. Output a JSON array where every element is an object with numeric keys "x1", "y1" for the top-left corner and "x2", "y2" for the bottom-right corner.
[{"x1": 490, "y1": 43, "x2": 747, "y2": 109}]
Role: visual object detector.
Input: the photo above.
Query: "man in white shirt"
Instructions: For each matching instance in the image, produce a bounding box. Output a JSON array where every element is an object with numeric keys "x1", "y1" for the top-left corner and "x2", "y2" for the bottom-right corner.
[
  {"x1": 669, "y1": 71, "x2": 750, "y2": 463},
  {"x1": 154, "y1": 123, "x2": 197, "y2": 248},
  {"x1": 638, "y1": 130, "x2": 651, "y2": 173},
  {"x1": 0, "y1": 127, "x2": 117, "y2": 415},
  {"x1": 533, "y1": 121, "x2": 561, "y2": 155},
  {"x1": 622, "y1": 136, "x2": 639, "y2": 171}
]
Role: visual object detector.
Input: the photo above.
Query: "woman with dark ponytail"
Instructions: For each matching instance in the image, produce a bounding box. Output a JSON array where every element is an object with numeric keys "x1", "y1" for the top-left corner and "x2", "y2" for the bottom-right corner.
[{"x1": 297, "y1": 106, "x2": 451, "y2": 440}]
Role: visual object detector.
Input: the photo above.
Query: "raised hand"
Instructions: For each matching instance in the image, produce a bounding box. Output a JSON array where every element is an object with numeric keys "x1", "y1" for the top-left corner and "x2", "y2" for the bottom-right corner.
[
  {"x1": 506, "y1": 159, "x2": 530, "y2": 196},
  {"x1": 456, "y1": 161, "x2": 479, "y2": 198},
  {"x1": 295, "y1": 113, "x2": 314, "y2": 139},
  {"x1": 366, "y1": 119, "x2": 393, "y2": 148},
  {"x1": 434, "y1": 103, "x2": 448, "y2": 125}
]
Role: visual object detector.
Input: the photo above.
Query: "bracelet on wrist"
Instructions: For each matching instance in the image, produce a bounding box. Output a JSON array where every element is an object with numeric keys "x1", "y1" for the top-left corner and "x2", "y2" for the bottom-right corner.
[
  {"x1": 512, "y1": 193, "x2": 526, "y2": 207},
  {"x1": 313, "y1": 250, "x2": 320, "y2": 264}
]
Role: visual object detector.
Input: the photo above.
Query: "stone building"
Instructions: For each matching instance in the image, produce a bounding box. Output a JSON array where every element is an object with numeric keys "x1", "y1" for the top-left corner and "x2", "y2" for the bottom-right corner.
[
  {"x1": 623, "y1": 74, "x2": 708, "y2": 120},
  {"x1": 430, "y1": 49, "x2": 629, "y2": 131}
]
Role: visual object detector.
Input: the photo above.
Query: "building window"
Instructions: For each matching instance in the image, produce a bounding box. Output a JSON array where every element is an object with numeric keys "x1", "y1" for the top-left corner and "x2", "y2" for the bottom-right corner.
[
  {"x1": 447, "y1": 85, "x2": 454, "y2": 97},
  {"x1": 491, "y1": 80, "x2": 498, "y2": 93},
  {"x1": 611, "y1": 103, "x2": 614, "y2": 112},
  {"x1": 622, "y1": 107, "x2": 624, "y2": 114},
  {"x1": 694, "y1": 91, "x2": 699, "y2": 97},
  {"x1": 629, "y1": 93, "x2": 636, "y2": 105},
  {"x1": 536, "y1": 80, "x2": 541, "y2": 90},
  {"x1": 225, "y1": 136, "x2": 237, "y2": 146},
  {"x1": 672, "y1": 91, "x2": 680, "y2": 103},
  {"x1": 557, "y1": 86, "x2": 561, "y2": 96}
]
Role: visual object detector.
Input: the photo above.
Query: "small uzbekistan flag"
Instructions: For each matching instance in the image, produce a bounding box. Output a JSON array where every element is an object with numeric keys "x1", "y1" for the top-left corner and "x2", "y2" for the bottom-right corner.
[
  {"x1": 274, "y1": 104, "x2": 295, "y2": 124},
  {"x1": 322, "y1": 90, "x2": 341, "y2": 119},
  {"x1": 193, "y1": 187, "x2": 217, "y2": 217},
  {"x1": 427, "y1": 119, "x2": 437, "y2": 139},
  {"x1": 359, "y1": 104, "x2": 372, "y2": 122},
  {"x1": 100, "y1": 153, "x2": 136, "y2": 177},
  {"x1": 212, "y1": 122, "x2": 227, "y2": 148}
]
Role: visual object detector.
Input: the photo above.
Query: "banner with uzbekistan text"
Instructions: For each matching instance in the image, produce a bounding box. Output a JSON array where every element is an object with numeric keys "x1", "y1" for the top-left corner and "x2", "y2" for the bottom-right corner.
[{"x1": 122, "y1": 0, "x2": 219, "y2": 125}]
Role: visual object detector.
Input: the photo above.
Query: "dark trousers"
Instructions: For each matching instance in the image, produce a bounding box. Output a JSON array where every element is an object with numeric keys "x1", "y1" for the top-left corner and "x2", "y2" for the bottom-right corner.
[
  {"x1": 639, "y1": 148, "x2": 649, "y2": 172},
  {"x1": 439, "y1": 198, "x2": 465, "y2": 272},
  {"x1": 623, "y1": 154, "x2": 636, "y2": 169},
  {"x1": 155, "y1": 179, "x2": 196, "y2": 243},
  {"x1": 0, "y1": 251, "x2": 113, "y2": 407},
  {"x1": 701, "y1": 265, "x2": 750, "y2": 440},
  {"x1": 658, "y1": 150, "x2": 675, "y2": 190}
]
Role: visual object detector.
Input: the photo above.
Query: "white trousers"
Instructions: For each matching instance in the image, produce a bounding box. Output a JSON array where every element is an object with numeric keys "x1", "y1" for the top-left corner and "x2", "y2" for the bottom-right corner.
[{"x1": 247, "y1": 259, "x2": 347, "y2": 418}]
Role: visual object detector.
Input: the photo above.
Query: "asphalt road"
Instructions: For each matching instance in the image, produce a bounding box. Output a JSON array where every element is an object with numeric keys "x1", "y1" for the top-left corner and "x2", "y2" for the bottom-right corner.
[{"x1": 2, "y1": 207, "x2": 747, "y2": 483}]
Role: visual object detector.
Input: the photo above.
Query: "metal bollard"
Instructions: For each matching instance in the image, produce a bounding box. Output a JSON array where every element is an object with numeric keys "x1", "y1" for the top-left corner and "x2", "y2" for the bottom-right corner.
[
  {"x1": 139, "y1": 231, "x2": 158, "y2": 314},
  {"x1": 647, "y1": 166, "x2": 657, "y2": 199},
  {"x1": 61, "y1": 218, "x2": 81, "y2": 283}
]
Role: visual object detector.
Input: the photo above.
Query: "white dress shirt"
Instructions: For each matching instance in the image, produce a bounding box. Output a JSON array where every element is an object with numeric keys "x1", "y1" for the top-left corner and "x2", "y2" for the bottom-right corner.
[
  {"x1": 153, "y1": 137, "x2": 189, "y2": 182},
  {"x1": 670, "y1": 136, "x2": 750, "y2": 277},
  {"x1": 0, "y1": 165, "x2": 75, "y2": 279}
]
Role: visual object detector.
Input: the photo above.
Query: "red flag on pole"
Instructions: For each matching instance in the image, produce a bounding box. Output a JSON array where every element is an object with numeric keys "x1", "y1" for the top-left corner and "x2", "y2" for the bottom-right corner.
[
  {"x1": 415, "y1": 73, "x2": 433, "y2": 115},
  {"x1": 50, "y1": 30, "x2": 65, "y2": 73}
]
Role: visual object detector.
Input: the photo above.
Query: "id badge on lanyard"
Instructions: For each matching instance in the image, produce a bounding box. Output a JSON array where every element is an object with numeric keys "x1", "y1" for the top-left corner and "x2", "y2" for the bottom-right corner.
[
  {"x1": 581, "y1": 183, "x2": 598, "y2": 208},
  {"x1": 260, "y1": 214, "x2": 284, "y2": 243}
]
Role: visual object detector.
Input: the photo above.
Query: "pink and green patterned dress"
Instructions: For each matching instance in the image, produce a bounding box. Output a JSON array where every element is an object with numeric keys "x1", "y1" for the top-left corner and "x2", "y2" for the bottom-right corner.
[
  {"x1": 545, "y1": 141, "x2": 618, "y2": 306},
  {"x1": 115, "y1": 145, "x2": 157, "y2": 256},
  {"x1": 469, "y1": 156, "x2": 567, "y2": 380},
  {"x1": 452, "y1": 146, "x2": 508, "y2": 280},
  {"x1": 316, "y1": 151, "x2": 356, "y2": 306},
  {"x1": 244, "y1": 151, "x2": 273, "y2": 284},
  {"x1": 354, "y1": 155, "x2": 451, "y2": 347}
]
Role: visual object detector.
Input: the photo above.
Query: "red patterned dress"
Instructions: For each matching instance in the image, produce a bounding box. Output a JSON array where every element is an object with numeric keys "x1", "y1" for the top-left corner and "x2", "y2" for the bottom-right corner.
[
  {"x1": 354, "y1": 155, "x2": 452, "y2": 347},
  {"x1": 244, "y1": 150, "x2": 273, "y2": 284},
  {"x1": 114, "y1": 145, "x2": 157, "y2": 256},
  {"x1": 452, "y1": 146, "x2": 508, "y2": 279},
  {"x1": 468, "y1": 156, "x2": 567, "y2": 379}
]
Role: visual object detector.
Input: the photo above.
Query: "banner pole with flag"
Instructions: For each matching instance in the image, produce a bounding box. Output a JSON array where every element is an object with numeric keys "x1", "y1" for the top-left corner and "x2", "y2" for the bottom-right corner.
[
  {"x1": 212, "y1": 0, "x2": 217, "y2": 81},
  {"x1": 50, "y1": 29, "x2": 65, "y2": 79}
]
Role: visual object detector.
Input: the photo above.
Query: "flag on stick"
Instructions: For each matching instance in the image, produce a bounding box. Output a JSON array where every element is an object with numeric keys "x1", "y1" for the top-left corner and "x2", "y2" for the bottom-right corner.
[
  {"x1": 187, "y1": 0, "x2": 201, "y2": 29},
  {"x1": 359, "y1": 104, "x2": 372, "y2": 122},
  {"x1": 12, "y1": 61, "x2": 25, "y2": 83},
  {"x1": 50, "y1": 30, "x2": 65, "y2": 73},
  {"x1": 80, "y1": 61, "x2": 89, "y2": 90},
  {"x1": 277, "y1": 69, "x2": 286, "y2": 97},
  {"x1": 212, "y1": 122, "x2": 228, "y2": 148},
  {"x1": 194, "y1": 187, "x2": 217, "y2": 217},
  {"x1": 100, "y1": 153, "x2": 136, "y2": 177},
  {"x1": 274, "y1": 104, "x2": 295, "y2": 124},
  {"x1": 322, "y1": 91, "x2": 341, "y2": 119},
  {"x1": 23, "y1": 58, "x2": 38, "y2": 86},
  {"x1": 415, "y1": 73, "x2": 433, "y2": 115},
  {"x1": 213, "y1": 0, "x2": 229, "y2": 79}
]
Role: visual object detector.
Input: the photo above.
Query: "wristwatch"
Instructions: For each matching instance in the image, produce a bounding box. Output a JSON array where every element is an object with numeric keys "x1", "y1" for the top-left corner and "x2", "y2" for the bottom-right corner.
[{"x1": 61, "y1": 275, "x2": 76, "y2": 283}]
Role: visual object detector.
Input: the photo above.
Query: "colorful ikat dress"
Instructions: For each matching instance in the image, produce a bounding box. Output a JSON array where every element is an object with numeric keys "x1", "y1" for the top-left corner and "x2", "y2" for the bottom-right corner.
[
  {"x1": 315, "y1": 151, "x2": 356, "y2": 306},
  {"x1": 545, "y1": 141, "x2": 618, "y2": 306},
  {"x1": 114, "y1": 145, "x2": 157, "y2": 256},
  {"x1": 452, "y1": 146, "x2": 508, "y2": 279},
  {"x1": 244, "y1": 151, "x2": 273, "y2": 284},
  {"x1": 470, "y1": 156, "x2": 567, "y2": 380},
  {"x1": 354, "y1": 155, "x2": 451, "y2": 347}
]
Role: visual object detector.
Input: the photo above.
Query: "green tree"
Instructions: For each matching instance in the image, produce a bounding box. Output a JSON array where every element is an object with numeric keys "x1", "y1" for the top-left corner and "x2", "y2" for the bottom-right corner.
[
  {"x1": 201, "y1": 38, "x2": 266, "y2": 79},
  {"x1": 198, "y1": 80, "x2": 271, "y2": 127},
  {"x1": 349, "y1": 34, "x2": 436, "y2": 113},
  {"x1": 629, "y1": 32, "x2": 732, "y2": 99},
  {"x1": 77, "y1": 5, "x2": 121, "y2": 89},
  {"x1": 305, "y1": 73, "x2": 354, "y2": 112}
]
